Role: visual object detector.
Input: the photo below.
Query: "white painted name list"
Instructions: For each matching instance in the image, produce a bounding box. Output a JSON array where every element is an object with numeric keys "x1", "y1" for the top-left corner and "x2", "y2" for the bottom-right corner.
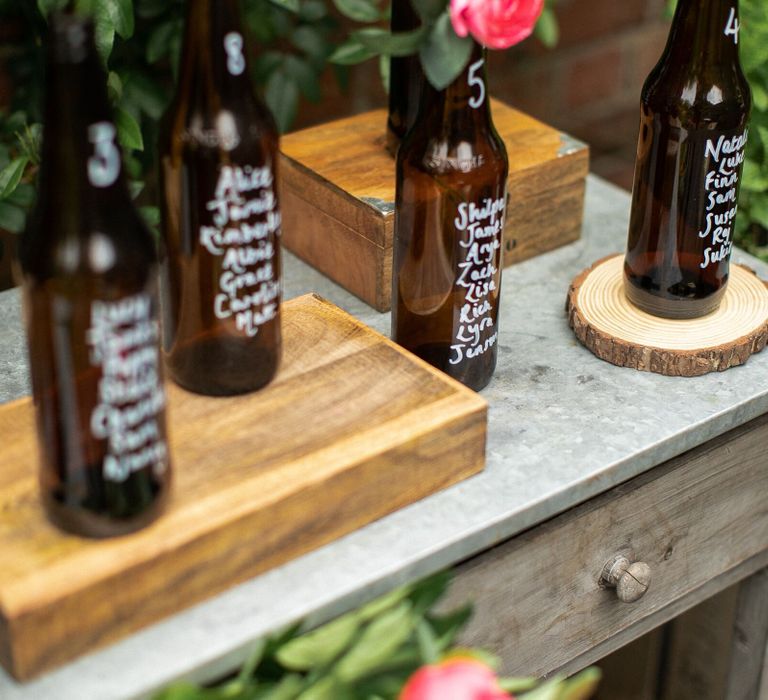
[
  {"x1": 86, "y1": 294, "x2": 168, "y2": 484},
  {"x1": 450, "y1": 196, "x2": 505, "y2": 366},
  {"x1": 698, "y1": 129, "x2": 748, "y2": 270},
  {"x1": 201, "y1": 164, "x2": 281, "y2": 337}
]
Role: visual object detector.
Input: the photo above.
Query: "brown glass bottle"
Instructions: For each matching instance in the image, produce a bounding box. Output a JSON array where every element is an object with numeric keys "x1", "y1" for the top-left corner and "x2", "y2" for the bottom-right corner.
[
  {"x1": 16, "y1": 14, "x2": 171, "y2": 538},
  {"x1": 386, "y1": 0, "x2": 424, "y2": 155},
  {"x1": 624, "y1": 0, "x2": 751, "y2": 319},
  {"x1": 392, "y1": 45, "x2": 508, "y2": 391},
  {"x1": 160, "y1": 0, "x2": 282, "y2": 396}
]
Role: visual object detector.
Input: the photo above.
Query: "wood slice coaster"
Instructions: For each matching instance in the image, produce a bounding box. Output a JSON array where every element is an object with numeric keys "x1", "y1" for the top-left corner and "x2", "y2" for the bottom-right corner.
[{"x1": 566, "y1": 254, "x2": 768, "y2": 377}]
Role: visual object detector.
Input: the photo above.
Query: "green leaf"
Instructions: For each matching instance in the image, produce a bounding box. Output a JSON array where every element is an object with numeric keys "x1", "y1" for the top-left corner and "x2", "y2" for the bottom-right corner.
[
  {"x1": 290, "y1": 25, "x2": 332, "y2": 62},
  {"x1": 269, "y1": 0, "x2": 301, "y2": 12},
  {"x1": 139, "y1": 206, "x2": 160, "y2": 230},
  {"x1": 418, "y1": 12, "x2": 473, "y2": 90},
  {"x1": 556, "y1": 667, "x2": 603, "y2": 700},
  {"x1": 427, "y1": 603, "x2": 473, "y2": 650},
  {"x1": 0, "y1": 157, "x2": 29, "y2": 199},
  {"x1": 37, "y1": 0, "x2": 68, "y2": 16},
  {"x1": 534, "y1": 7, "x2": 559, "y2": 48},
  {"x1": 151, "y1": 682, "x2": 207, "y2": 700},
  {"x1": 299, "y1": 1, "x2": 328, "y2": 22},
  {"x1": 518, "y1": 676, "x2": 565, "y2": 700},
  {"x1": 265, "y1": 68, "x2": 300, "y2": 132},
  {"x1": 276, "y1": 613, "x2": 360, "y2": 671},
  {"x1": 261, "y1": 674, "x2": 305, "y2": 700},
  {"x1": 498, "y1": 677, "x2": 539, "y2": 693},
  {"x1": 104, "y1": 0, "x2": 135, "y2": 39},
  {"x1": 146, "y1": 20, "x2": 179, "y2": 64},
  {"x1": 0, "y1": 202, "x2": 26, "y2": 234},
  {"x1": 107, "y1": 71, "x2": 124, "y2": 103},
  {"x1": 356, "y1": 584, "x2": 414, "y2": 622},
  {"x1": 415, "y1": 619, "x2": 439, "y2": 664},
  {"x1": 410, "y1": 0, "x2": 445, "y2": 22},
  {"x1": 328, "y1": 41, "x2": 377, "y2": 66},
  {"x1": 296, "y1": 676, "x2": 352, "y2": 700},
  {"x1": 332, "y1": 0, "x2": 381, "y2": 23},
  {"x1": 350, "y1": 27, "x2": 426, "y2": 57},
  {"x1": 7, "y1": 183, "x2": 36, "y2": 208},
  {"x1": 115, "y1": 108, "x2": 144, "y2": 151},
  {"x1": 752, "y1": 83, "x2": 768, "y2": 112},
  {"x1": 335, "y1": 602, "x2": 415, "y2": 683}
]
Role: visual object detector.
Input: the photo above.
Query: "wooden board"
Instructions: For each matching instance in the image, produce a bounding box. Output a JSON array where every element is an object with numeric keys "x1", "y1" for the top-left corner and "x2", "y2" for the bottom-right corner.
[
  {"x1": 566, "y1": 254, "x2": 768, "y2": 376},
  {"x1": 0, "y1": 294, "x2": 487, "y2": 681},
  {"x1": 280, "y1": 101, "x2": 589, "y2": 311}
]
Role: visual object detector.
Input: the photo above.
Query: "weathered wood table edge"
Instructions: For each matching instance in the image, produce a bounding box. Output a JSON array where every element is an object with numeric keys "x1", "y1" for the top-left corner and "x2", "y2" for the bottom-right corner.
[{"x1": 1, "y1": 176, "x2": 768, "y2": 699}]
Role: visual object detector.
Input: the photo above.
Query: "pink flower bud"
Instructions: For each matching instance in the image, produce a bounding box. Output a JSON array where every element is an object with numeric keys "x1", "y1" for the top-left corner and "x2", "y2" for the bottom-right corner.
[
  {"x1": 400, "y1": 658, "x2": 514, "y2": 700},
  {"x1": 449, "y1": 0, "x2": 545, "y2": 50}
]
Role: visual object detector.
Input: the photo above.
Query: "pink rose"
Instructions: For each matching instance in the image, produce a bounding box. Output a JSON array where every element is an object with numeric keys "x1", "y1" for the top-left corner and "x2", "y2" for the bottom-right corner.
[
  {"x1": 449, "y1": 0, "x2": 545, "y2": 50},
  {"x1": 400, "y1": 658, "x2": 513, "y2": 700}
]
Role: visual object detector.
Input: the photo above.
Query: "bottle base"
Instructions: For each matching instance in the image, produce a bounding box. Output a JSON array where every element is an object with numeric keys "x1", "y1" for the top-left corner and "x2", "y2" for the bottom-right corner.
[
  {"x1": 403, "y1": 341, "x2": 496, "y2": 392},
  {"x1": 624, "y1": 280, "x2": 726, "y2": 320},
  {"x1": 42, "y1": 491, "x2": 169, "y2": 539},
  {"x1": 166, "y1": 339, "x2": 281, "y2": 397}
]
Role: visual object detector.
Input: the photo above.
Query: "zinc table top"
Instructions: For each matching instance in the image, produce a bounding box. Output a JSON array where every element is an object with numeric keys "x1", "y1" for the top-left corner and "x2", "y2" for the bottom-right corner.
[{"x1": 2, "y1": 176, "x2": 767, "y2": 700}]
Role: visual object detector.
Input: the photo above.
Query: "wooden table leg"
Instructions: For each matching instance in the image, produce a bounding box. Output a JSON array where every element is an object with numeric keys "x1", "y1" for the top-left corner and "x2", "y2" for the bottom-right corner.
[
  {"x1": 724, "y1": 568, "x2": 768, "y2": 699},
  {"x1": 660, "y1": 567, "x2": 768, "y2": 700}
]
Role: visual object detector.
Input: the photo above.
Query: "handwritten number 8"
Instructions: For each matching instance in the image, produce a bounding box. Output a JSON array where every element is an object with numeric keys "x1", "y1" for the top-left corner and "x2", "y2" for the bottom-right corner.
[
  {"x1": 468, "y1": 59, "x2": 486, "y2": 110},
  {"x1": 224, "y1": 33, "x2": 246, "y2": 76}
]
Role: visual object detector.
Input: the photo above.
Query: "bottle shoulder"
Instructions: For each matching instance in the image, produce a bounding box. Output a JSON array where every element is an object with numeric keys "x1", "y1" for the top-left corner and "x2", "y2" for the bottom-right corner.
[
  {"x1": 642, "y1": 61, "x2": 751, "y2": 128},
  {"x1": 399, "y1": 125, "x2": 508, "y2": 180},
  {"x1": 19, "y1": 206, "x2": 157, "y2": 285}
]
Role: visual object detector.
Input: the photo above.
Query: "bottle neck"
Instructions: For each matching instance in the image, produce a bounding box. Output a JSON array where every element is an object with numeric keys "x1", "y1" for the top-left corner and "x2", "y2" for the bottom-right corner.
[
  {"x1": 666, "y1": 0, "x2": 741, "y2": 66},
  {"x1": 416, "y1": 43, "x2": 493, "y2": 137},
  {"x1": 388, "y1": 0, "x2": 423, "y2": 142},
  {"x1": 178, "y1": 0, "x2": 253, "y2": 102},
  {"x1": 39, "y1": 14, "x2": 128, "y2": 218}
]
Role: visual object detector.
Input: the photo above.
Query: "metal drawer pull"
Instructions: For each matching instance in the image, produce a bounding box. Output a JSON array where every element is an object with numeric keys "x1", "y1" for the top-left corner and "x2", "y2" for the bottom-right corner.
[{"x1": 601, "y1": 553, "x2": 652, "y2": 603}]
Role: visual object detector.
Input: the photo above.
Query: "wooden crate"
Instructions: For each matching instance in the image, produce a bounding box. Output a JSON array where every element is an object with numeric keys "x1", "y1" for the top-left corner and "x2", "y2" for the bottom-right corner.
[
  {"x1": 280, "y1": 101, "x2": 590, "y2": 312},
  {"x1": 0, "y1": 294, "x2": 487, "y2": 681}
]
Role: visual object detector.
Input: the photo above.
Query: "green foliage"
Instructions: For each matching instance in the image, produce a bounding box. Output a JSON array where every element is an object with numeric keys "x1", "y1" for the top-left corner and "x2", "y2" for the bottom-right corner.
[
  {"x1": 330, "y1": 0, "x2": 559, "y2": 90},
  {"x1": 0, "y1": 0, "x2": 338, "y2": 233},
  {"x1": 152, "y1": 573, "x2": 600, "y2": 700},
  {"x1": 734, "y1": 0, "x2": 768, "y2": 260}
]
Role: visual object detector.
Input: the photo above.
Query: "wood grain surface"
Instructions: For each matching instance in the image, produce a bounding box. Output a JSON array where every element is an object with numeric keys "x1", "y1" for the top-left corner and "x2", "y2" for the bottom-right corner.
[
  {"x1": 0, "y1": 294, "x2": 487, "y2": 681},
  {"x1": 567, "y1": 254, "x2": 768, "y2": 376},
  {"x1": 280, "y1": 101, "x2": 589, "y2": 311}
]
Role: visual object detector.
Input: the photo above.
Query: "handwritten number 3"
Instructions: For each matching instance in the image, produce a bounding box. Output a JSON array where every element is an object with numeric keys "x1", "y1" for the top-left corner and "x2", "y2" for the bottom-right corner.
[
  {"x1": 225, "y1": 33, "x2": 246, "y2": 76},
  {"x1": 88, "y1": 122, "x2": 120, "y2": 189},
  {"x1": 468, "y1": 59, "x2": 486, "y2": 109}
]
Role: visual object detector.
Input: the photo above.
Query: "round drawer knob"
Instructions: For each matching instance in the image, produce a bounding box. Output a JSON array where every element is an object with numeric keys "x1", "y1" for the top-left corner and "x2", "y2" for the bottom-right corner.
[{"x1": 601, "y1": 554, "x2": 651, "y2": 603}]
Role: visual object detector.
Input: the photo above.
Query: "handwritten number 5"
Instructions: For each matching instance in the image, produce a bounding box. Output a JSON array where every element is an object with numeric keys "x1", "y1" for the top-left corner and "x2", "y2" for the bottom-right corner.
[
  {"x1": 224, "y1": 33, "x2": 246, "y2": 76},
  {"x1": 468, "y1": 59, "x2": 486, "y2": 109}
]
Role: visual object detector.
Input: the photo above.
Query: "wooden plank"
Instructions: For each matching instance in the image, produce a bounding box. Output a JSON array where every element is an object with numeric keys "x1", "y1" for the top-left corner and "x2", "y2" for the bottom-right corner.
[
  {"x1": 0, "y1": 294, "x2": 488, "y2": 681},
  {"x1": 280, "y1": 102, "x2": 589, "y2": 311},
  {"x1": 594, "y1": 629, "x2": 664, "y2": 700},
  {"x1": 724, "y1": 569, "x2": 768, "y2": 699},
  {"x1": 441, "y1": 413, "x2": 768, "y2": 678},
  {"x1": 660, "y1": 586, "x2": 739, "y2": 700}
]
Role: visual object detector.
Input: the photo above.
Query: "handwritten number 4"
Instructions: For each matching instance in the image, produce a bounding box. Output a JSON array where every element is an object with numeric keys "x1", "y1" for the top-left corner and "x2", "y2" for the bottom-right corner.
[{"x1": 725, "y1": 7, "x2": 740, "y2": 45}]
